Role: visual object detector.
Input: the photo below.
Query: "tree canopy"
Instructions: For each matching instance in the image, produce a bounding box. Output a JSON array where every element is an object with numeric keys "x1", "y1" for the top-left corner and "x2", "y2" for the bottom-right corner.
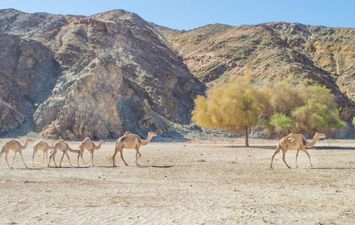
[{"x1": 192, "y1": 75, "x2": 345, "y2": 146}]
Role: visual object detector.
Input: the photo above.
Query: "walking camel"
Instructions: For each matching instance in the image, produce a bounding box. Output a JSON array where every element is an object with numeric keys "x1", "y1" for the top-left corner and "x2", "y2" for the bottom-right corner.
[
  {"x1": 270, "y1": 132, "x2": 326, "y2": 169},
  {"x1": 47, "y1": 140, "x2": 81, "y2": 168},
  {"x1": 0, "y1": 139, "x2": 32, "y2": 168},
  {"x1": 113, "y1": 131, "x2": 157, "y2": 167},
  {"x1": 79, "y1": 137, "x2": 104, "y2": 167},
  {"x1": 32, "y1": 140, "x2": 53, "y2": 167}
]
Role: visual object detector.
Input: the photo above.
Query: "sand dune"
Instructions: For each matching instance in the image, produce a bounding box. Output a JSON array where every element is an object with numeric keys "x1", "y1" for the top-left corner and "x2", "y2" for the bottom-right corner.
[{"x1": 0, "y1": 139, "x2": 354, "y2": 225}]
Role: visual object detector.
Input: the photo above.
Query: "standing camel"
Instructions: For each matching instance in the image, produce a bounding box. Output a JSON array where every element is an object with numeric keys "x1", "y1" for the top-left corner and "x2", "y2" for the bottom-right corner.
[
  {"x1": 270, "y1": 132, "x2": 326, "y2": 169},
  {"x1": 32, "y1": 140, "x2": 54, "y2": 167},
  {"x1": 47, "y1": 140, "x2": 81, "y2": 168},
  {"x1": 0, "y1": 139, "x2": 32, "y2": 168},
  {"x1": 113, "y1": 131, "x2": 157, "y2": 167},
  {"x1": 79, "y1": 137, "x2": 104, "y2": 167}
]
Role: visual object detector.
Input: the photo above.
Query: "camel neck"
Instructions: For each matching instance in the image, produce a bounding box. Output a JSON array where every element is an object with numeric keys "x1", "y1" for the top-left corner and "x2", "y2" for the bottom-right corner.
[
  {"x1": 94, "y1": 141, "x2": 102, "y2": 150},
  {"x1": 21, "y1": 140, "x2": 29, "y2": 148},
  {"x1": 141, "y1": 135, "x2": 152, "y2": 145},
  {"x1": 306, "y1": 134, "x2": 319, "y2": 148}
]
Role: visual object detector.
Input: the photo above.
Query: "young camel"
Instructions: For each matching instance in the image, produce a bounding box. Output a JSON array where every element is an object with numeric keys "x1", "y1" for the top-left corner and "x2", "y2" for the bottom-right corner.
[
  {"x1": 79, "y1": 137, "x2": 104, "y2": 167},
  {"x1": 47, "y1": 140, "x2": 81, "y2": 168},
  {"x1": 113, "y1": 131, "x2": 157, "y2": 167},
  {"x1": 32, "y1": 140, "x2": 54, "y2": 167},
  {"x1": 0, "y1": 139, "x2": 32, "y2": 168},
  {"x1": 270, "y1": 132, "x2": 326, "y2": 169}
]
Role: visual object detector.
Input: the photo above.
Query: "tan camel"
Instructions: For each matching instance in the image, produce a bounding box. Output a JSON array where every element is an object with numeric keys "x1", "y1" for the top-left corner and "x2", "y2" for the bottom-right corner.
[
  {"x1": 47, "y1": 140, "x2": 81, "y2": 168},
  {"x1": 270, "y1": 132, "x2": 326, "y2": 169},
  {"x1": 0, "y1": 139, "x2": 32, "y2": 168},
  {"x1": 32, "y1": 140, "x2": 54, "y2": 167},
  {"x1": 79, "y1": 137, "x2": 104, "y2": 167},
  {"x1": 113, "y1": 131, "x2": 157, "y2": 167}
]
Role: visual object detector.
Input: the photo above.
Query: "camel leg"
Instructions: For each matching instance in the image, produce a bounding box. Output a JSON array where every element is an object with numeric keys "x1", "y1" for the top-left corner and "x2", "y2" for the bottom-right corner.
[
  {"x1": 282, "y1": 150, "x2": 291, "y2": 169},
  {"x1": 19, "y1": 151, "x2": 27, "y2": 168},
  {"x1": 5, "y1": 152, "x2": 12, "y2": 169},
  {"x1": 41, "y1": 151, "x2": 46, "y2": 165},
  {"x1": 135, "y1": 148, "x2": 142, "y2": 166},
  {"x1": 295, "y1": 150, "x2": 299, "y2": 168},
  {"x1": 12, "y1": 152, "x2": 17, "y2": 167},
  {"x1": 76, "y1": 153, "x2": 80, "y2": 167},
  {"x1": 81, "y1": 151, "x2": 86, "y2": 166},
  {"x1": 91, "y1": 151, "x2": 95, "y2": 167},
  {"x1": 270, "y1": 148, "x2": 280, "y2": 169},
  {"x1": 65, "y1": 152, "x2": 73, "y2": 167},
  {"x1": 32, "y1": 150, "x2": 37, "y2": 167},
  {"x1": 112, "y1": 148, "x2": 118, "y2": 167},
  {"x1": 46, "y1": 151, "x2": 49, "y2": 165},
  {"x1": 120, "y1": 149, "x2": 129, "y2": 166},
  {"x1": 47, "y1": 153, "x2": 52, "y2": 167},
  {"x1": 59, "y1": 152, "x2": 65, "y2": 168},
  {"x1": 303, "y1": 150, "x2": 313, "y2": 168}
]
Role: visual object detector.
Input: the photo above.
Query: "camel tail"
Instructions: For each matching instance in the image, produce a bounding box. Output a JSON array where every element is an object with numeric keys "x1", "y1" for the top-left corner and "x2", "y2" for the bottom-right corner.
[
  {"x1": 0, "y1": 146, "x2": 4, "y2": 157},
  {"x1": 302, "y1": 137, "x2": 307, "y2": 145}
]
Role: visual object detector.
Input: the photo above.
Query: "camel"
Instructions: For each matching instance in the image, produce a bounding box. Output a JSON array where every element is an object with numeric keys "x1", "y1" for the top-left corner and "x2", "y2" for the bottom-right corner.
[
  {"x1": 113, "y1": 131, "x2": 157, "y2": 167},
  {"x1": 32, "y1": 140, "x2": 54, "y2": 167},
  {"x1": 0, "y1": 139, "x2": 32, "y2": 168},
  {"x1": 79, "y1": 137, "x2": 104, "y2": 167},
  {"x1": 270, "y1": 132, "x2": 326, "y2": 169},
  {"x1": 47, "y1": 140, "x2": 81, "y2": 168}
]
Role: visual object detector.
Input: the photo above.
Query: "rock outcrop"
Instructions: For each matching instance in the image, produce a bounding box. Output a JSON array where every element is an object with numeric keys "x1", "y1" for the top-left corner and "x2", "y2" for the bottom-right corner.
[
  {"x1": 0, "y1": 9, "x2": 204, "y2": 139},
  {"x1": 0, "y1": 9, "x2": 353, "y2": 138},
  {"x1": 155, "y1": 23, "x2": 355, "y2": 130}
]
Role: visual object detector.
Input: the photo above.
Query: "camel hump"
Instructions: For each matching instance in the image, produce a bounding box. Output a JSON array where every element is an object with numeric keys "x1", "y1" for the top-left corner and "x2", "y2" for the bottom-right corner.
[
  {"x1": 286, "y1": 137, "x2": 295, "y2": 143},
  {"x1": 124, "y1": 131, "x2": 132, "y2": 136}
]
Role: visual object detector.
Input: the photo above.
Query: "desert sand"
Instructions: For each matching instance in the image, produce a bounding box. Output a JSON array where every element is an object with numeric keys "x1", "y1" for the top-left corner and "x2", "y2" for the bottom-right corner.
[{"x1": 0, "y1": 139, "x2": 354, "y2": 225}]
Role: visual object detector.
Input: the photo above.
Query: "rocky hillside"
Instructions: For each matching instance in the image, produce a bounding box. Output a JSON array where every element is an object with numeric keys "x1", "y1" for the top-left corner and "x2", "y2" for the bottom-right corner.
[
  {"x1": 0, "y1": 9, "x2": 204, "y2": 139},
  {"x1": 155, "y1": 23, "x2": 355, "y2": 129},
  {"x1": 0, "y1": 9, "x2": 354, "y2": 139}
]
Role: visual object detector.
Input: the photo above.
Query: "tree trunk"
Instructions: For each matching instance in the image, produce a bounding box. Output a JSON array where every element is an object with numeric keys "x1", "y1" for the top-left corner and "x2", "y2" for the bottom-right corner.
[{"x1": 244, "y1": 127, "x2": 249, "y2": 147}]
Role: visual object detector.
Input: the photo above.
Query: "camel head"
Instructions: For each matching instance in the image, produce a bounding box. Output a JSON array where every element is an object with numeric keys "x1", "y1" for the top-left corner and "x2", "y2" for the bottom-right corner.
[
  {"x1": 315, "y1": 132, "x2": 326, "y2": 140},
  {"x1": 148, "y1": 131, "x2": 158, "y2": 139}
]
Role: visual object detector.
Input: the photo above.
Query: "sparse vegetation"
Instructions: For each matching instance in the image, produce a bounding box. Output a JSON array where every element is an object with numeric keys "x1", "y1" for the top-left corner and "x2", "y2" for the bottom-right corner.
[
  {"x1": 192, "y1": 75, "x2": 345, "y2": 144},
  {"x1": 192, "y1": 74, "x2": 269, "y2": 146}
]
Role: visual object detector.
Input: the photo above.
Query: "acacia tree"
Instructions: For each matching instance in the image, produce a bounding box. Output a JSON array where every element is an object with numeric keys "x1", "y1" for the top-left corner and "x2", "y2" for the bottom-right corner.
[
  {"x1": 192, "y1": 76, "x2": 269, "y2": 146},
  {"x1": 266, "y1": 83, "x2": 344, "y2": 135}
]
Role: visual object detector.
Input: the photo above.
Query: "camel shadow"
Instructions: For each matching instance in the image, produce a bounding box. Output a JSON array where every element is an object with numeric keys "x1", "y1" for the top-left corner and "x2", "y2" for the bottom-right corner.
[
  {"x1": 310, "y1": 167, "x2": 355, "y2": 170},
  {"x1": 225, "y1": 145, "x2": 276, "y2": 149},
  {"x1": 138, "y1": 165, "x2": 175, "y2": 169}
]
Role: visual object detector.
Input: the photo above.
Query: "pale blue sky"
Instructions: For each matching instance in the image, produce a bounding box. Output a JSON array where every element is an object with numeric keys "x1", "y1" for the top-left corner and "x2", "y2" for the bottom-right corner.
[{"x1": 0, "y1": 0, "x2": 354, "y2": 30}]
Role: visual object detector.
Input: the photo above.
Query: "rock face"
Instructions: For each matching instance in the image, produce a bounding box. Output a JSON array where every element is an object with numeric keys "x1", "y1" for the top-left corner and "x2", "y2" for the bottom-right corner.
[
  {"x1": 0, "y1": 9, "x2": 204, "y2": 139},
  {"x1": 155, "y1": 23, "x2": 355, "y2": 129},
  {"x1": 0, "y1": 9, "x2": 354, "y2": 138}
]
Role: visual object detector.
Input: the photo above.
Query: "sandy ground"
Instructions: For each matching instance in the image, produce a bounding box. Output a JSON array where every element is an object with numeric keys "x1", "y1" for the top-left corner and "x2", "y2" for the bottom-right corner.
[{"x1": 0, "y1": 139, "x2": 354, "y2": 225}]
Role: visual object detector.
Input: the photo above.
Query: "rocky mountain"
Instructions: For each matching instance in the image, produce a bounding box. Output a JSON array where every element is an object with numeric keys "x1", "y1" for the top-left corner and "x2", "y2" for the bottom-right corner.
[
  {"x1": 0, "y1": 9, "x2": 204, "y2": 139},
  {"x1": 0, "y1": 9, "x2": 353, "y2": 139},
  {"x1": 155, "y1": 23, "x2": 355, "y2": 130}
]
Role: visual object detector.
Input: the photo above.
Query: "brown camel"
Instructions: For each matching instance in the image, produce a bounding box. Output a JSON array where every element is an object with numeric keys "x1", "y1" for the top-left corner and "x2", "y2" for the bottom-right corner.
[
  {"x1": 79, "y1": 137, "x2": 104, "y2": 167},
  {"x1": 0, "y1": 139, "x2": 32, "y2": 168},
  {"x1": 32, "y1": 140, "x2": 54, "y2": 167},
  {"x1": 270, "y1": 132, "x2": 326, "y2": 169},
  {"x1": 113, "y1": 131, "x2": 157, "y2": 167},
  {"x1": 47, "y1": 140, "x2": 81, "y2": 168}
]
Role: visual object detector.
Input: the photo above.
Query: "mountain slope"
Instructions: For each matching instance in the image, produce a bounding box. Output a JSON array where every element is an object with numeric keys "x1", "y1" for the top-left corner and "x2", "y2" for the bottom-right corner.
[
  {"x1": 0, "y1": 9, "x2": 205, "y2": 139},
  {"x1": 155, "y1": 23, "x2": 355, "y2": 124}
]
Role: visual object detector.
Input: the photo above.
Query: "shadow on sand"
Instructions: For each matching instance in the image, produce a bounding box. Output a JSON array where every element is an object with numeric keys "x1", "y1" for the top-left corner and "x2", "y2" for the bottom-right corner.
[
  {"x1": 224, "y1": 145, "x2": 355, "y2": 150},
  {"x1": 310, "y1": 167, "x2": 354, "y2": 170}
]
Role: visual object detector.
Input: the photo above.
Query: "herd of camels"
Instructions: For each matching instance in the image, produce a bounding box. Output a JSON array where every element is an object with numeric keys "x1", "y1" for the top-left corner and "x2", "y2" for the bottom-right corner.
[{"x1": 0, "y1": 131, "x2": 325, "y2": 169}]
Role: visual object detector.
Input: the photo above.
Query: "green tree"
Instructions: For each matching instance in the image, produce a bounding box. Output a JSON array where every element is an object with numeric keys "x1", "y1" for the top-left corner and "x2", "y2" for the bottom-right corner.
[
  {"x1": 192, "y1": 75, "x2": 268, "y2": 146},
  {"x1": 269, "y1": 113, "x2": 293, "y2": 135}
]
